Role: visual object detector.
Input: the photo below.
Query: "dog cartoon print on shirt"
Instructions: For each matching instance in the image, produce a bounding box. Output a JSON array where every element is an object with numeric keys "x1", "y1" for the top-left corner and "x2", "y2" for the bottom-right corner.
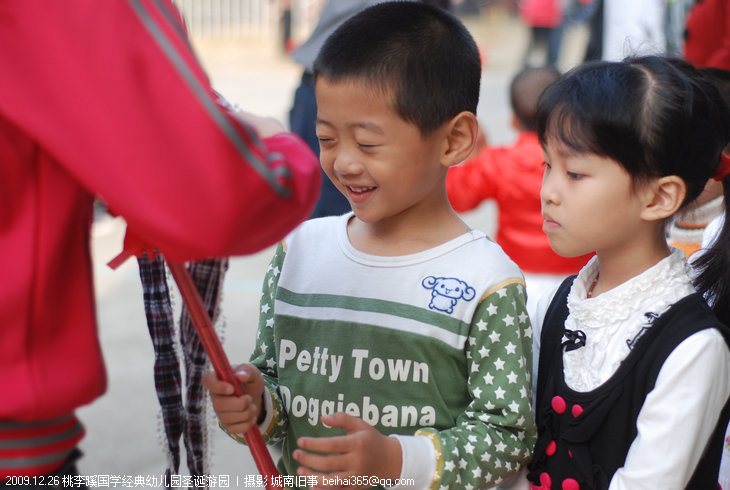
[{"x1": 422, "y1": 276, "x2": 475, "y2": 314}]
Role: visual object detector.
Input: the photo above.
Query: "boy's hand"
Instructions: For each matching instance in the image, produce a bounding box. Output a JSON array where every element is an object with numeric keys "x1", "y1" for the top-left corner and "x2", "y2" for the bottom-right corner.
[
  {"x1": 293, "y1": 413, "x2": 402, "y2": 489},
  {"x1": 202, "y1": 364, "x2": 266, "y2": 436}
]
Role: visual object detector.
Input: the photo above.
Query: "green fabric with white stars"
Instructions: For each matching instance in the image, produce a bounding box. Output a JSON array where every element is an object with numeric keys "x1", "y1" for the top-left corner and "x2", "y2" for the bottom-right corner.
[{"x1": 243, "y1": 218, "x2": 536, "y2": 489}]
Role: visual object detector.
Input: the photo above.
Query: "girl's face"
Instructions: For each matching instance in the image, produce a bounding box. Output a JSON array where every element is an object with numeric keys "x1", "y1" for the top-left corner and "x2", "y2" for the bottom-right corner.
[{"x1": 540, "y1": 140, "x2": 649, "y2": 259}]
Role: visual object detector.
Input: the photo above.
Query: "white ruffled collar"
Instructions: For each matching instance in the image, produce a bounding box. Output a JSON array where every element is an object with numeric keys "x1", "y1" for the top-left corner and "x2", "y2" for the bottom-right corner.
[
  {"x1": 568, "y1": 248, "x2": 695, "y2": 330},
  {"x1": 563, "y1": 248, "x2": 697, "y2": 391}
]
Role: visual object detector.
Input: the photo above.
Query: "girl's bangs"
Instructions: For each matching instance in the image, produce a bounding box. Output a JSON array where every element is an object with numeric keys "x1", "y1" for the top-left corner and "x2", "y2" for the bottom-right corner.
[{"x1": 540, "y1": 101, "x2": 605, "y2": 157}]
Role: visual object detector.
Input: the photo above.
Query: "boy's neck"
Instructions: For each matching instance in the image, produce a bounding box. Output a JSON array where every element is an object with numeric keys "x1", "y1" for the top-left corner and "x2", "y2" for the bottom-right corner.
[{"x1": 346, "y1": 209, "x2": 469, "y2": 256}]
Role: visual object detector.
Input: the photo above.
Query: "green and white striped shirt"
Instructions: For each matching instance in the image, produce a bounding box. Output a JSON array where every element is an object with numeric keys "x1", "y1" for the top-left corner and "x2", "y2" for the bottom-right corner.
[{"x1": 248, "y1": 214, "x2": 536, "y2": 489}]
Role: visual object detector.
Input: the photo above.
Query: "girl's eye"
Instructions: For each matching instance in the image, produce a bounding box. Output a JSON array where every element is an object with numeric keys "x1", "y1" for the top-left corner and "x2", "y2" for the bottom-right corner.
[
  {"x1": 358, "y1": 143, "x2": 377, "y2": 149},
  {"x1": 565, "y1": 172, "x2": 584, "y2": 180},
  {"x1": 542, "y1": 161, "x2": 551, "y2": 170}
]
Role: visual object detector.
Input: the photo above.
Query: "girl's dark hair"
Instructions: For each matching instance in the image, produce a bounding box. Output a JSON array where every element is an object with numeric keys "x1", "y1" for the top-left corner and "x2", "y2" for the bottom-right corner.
[
  {"x1": 693, "y1": 179, "x2": 730, "y2": 325},
  {"x1": 693, "y1": 68, "x2": 730, "y2": 326},
  {"x1": 312, "y1": 1, "x2": 481, "y2": 136},
  {"x1": 536, "y1": 56, "x2": 730, "y2": 325}
]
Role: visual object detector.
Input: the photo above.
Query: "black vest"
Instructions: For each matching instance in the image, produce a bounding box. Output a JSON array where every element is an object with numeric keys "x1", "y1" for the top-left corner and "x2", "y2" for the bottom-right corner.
[{"x1": 527, "y1": 277, "x2": 730, "y2": 489}]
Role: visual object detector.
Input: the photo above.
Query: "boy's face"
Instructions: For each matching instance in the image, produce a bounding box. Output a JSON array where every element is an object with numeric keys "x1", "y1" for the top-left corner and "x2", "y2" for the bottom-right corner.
[{"x1": 314, "y1": 77, "x2": 448, "y2": 226}]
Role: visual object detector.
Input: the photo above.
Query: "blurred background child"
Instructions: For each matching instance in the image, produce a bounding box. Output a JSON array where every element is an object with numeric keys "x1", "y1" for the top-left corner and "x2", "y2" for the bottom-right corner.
[{"x1": 447, "y1": 65, "x2": 590, "y2": 321}]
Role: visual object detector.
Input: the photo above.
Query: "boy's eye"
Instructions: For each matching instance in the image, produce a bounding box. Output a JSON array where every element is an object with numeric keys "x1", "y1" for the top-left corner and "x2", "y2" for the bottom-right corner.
[
  {"x1": 357, "y1": 142, "x2": 378, "y2": 149},
  {"x1": 542, "y1": 161, "x2": 551, "y2": 170},
  {"x1": 567, "y1": 171, "x2": 583, "y2": 180}
]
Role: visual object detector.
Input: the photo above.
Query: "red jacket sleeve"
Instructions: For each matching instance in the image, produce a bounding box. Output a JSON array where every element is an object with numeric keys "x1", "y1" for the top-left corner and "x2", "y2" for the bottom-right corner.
[
  {"x1": 446, "y1": 146, "x2": 503, "y2": 213},
  {"x1": 705, "y1": 3, "x2": 730, "y2": 69},
  {"x1": 684, "y1": 0, "x2": 730, "y2": 70},
  {"x1": 0, "y1": 0, "x2": 320, "y2": 261}
]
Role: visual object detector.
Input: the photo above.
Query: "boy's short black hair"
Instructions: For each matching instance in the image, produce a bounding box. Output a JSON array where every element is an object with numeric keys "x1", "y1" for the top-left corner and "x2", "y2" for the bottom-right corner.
[
  {"x1": 510, "y1": 66, "x2": 560, "y2": 132},
  {"x1": 313, "y1": 1, "x2": 481, "y2": 136}
]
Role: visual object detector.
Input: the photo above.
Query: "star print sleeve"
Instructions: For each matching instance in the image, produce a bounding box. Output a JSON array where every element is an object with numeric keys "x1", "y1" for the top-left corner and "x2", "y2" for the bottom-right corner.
[
  {"x1": 415, "y1": 281, "x2": 537, "y2": 489},
  {"x1": 248, "y1": 242, "x2": 289, "y2": 444}
]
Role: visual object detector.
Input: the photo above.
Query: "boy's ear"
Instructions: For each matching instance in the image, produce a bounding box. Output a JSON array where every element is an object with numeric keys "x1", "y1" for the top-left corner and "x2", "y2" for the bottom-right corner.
[
  {"x1": 440, "y1": 111, "x2": 479, "y2": 168},
  {"x1": 640, "y1": 175, "x2": 687, "y2": 221}
]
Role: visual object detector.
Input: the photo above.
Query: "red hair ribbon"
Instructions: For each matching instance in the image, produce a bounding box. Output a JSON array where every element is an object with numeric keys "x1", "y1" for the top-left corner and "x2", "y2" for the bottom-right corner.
[{"x1": 713, "y1": 153, "x2": 730, "y2": 182}]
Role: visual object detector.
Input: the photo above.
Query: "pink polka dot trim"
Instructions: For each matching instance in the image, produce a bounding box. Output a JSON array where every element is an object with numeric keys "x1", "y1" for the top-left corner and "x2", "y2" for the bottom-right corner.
[
  {"x1": 546, "y1": 440, "x2": 557, "y2": 456},
  {"x1": 562, "y1": 478, "x2": 579, "y2": 490},
  {"x1": 552, "y1": 395, "x2": 567, "y2": 414},
  {"x1": 540, "y1": 472, "x2": 552, "y2": 488}
]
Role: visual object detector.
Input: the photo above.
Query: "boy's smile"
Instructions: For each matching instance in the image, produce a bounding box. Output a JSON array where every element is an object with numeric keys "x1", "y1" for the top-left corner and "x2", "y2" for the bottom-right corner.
[
  {"x1": 314, "y1": 77, "x2": 449, "y2": 230},
  {"x1": 345, "y1": 185, "x2": 376, "y2": 204}
]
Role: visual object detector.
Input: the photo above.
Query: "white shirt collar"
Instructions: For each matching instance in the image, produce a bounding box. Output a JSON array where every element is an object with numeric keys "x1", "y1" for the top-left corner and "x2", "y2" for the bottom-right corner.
[{"x1": 563, "y1": 248, "x2": 697, "y2": 391}]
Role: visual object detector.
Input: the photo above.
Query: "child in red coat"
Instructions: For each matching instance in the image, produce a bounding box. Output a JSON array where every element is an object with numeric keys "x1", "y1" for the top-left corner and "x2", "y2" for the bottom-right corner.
[{"x1": 447, "y1": 66, "x2": 590, "y2": 320}]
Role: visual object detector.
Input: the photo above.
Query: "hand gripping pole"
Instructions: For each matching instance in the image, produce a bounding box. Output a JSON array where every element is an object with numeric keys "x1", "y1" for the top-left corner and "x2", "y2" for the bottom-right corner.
[{"x1": 167, "y1": 262, "x2": 281, "y2": 487}]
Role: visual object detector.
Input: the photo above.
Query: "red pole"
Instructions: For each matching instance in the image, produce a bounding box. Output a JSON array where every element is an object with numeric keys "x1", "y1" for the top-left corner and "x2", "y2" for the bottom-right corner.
[{"x1": 167, "y1": 262, "x2": 281, "y2": 487}]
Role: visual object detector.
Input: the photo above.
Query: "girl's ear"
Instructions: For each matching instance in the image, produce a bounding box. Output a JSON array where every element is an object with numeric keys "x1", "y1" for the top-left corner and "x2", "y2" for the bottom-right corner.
[
  {"x1": 640, "y1": 175, "x2": 687, "y2": 221},
  {"x1": 441, "y1": 111, "x2": 479, "y2": 168}
]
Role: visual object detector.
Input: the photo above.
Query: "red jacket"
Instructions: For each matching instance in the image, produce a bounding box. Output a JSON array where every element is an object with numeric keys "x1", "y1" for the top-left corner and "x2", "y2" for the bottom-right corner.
[
  {"x1": 684, "y1": 0, "x2": 730, "y2": 70},
  {"x1": 0, "y1": 0, "x2": 319, "y2": 475},
  {"x1": 447, "y1": 132, "x2": 586, "y2": 274},
  {"x1": 518, "y1": 0, "x2": 563, "y2": 28}
]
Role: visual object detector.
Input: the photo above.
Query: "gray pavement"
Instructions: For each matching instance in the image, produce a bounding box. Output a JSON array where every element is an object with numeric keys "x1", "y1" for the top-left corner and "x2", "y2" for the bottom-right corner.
[{"x1": 77, "y1": 6, "x2": 588, "y2": 486}]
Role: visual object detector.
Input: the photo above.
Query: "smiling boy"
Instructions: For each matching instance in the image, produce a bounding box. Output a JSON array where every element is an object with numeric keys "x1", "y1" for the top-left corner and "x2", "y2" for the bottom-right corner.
[{"x1": 204, "y1": 3, "x2": 536, "y2": 488}]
